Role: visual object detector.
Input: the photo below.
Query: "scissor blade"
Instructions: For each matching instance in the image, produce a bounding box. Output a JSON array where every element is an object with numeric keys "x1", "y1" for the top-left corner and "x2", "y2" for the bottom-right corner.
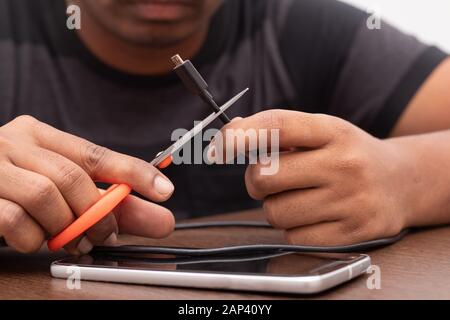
[
  {"x1": 200, "y1": 88, "x2": 249, "y2": 131},
  {"x1": 172, "y1": 88, "x2": 249, "y2": 151},
  {"x1": 150, "y1": 88, "x2": 249, "y2": 167}
]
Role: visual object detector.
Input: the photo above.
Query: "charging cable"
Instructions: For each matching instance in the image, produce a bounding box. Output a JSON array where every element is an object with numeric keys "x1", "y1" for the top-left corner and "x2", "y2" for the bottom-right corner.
[
  {"x1": 92, "y1": 221, "x2": 410, "y2": 257},
  {"x1": 90, "y1": 56, "x2": 410, "y2": 258},
  {"x1": 171, "y1": 54, "x2": 231, "y2": 124}
]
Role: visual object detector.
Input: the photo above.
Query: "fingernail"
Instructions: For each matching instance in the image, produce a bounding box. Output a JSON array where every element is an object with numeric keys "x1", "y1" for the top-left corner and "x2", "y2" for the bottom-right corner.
[
  {"x1": 207, "y1": 144, "x2": 216, "y2": 164},
  {"x1": 77, "y1": 236, "x2": 93, "y2": 255},
  {"x1": 103, "y1": 233, "x2": 117, "y2": 246},
  {"x1": 154, "y1": 176, "x2": 174, "y2": 196}
]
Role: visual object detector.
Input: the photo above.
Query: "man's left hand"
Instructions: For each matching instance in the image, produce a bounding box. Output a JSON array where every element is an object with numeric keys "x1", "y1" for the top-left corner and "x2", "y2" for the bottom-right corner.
[{"x1": 211, "y1": 110, "x2": 418, "y2": 245}]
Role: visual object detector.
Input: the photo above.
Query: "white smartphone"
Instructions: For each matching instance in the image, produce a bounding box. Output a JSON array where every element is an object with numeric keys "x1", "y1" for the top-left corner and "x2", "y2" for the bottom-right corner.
[{"x1": 51, "y1": 251, "x2": 371, "y2": 295}]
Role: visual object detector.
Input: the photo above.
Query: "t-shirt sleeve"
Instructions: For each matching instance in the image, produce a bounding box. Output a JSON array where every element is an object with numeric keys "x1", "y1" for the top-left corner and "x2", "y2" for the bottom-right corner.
[{"x1": 278, "y1": 0, "x2": 448, "y2": 138}]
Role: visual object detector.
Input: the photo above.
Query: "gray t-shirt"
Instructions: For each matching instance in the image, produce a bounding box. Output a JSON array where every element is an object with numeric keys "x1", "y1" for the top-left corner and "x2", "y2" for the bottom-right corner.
[{"x1": 0, "y1": 0, "x2": 447, "y2": 218}]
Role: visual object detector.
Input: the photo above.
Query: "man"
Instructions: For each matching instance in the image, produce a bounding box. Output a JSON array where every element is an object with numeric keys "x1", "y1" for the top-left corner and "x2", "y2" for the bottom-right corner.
[{"x1": 0, "y1": 0, "x2": 449, "y2": 255}]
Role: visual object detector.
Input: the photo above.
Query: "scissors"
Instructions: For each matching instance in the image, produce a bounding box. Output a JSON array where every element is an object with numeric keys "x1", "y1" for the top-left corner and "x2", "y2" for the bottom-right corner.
[{"x1": 47, "y1": 88, "x2": 249, "y2": 252}]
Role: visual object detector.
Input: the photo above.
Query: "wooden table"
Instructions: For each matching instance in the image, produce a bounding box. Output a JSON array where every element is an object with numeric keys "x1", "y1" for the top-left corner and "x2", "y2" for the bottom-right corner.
[{"x1": 1, "y1": 209, "x2": 450, "y2": 300}]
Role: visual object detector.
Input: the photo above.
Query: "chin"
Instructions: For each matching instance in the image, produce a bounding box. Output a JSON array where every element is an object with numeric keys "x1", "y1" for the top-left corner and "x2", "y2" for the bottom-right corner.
[
  {"x1": 78, "y1": 0, "x2": 219, "y2": 47},
  {"x1": 116, "y1": 20, "x2": 203, "y2": 47}
]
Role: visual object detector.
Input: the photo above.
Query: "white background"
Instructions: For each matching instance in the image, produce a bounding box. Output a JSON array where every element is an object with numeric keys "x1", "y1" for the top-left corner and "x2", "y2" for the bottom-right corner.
[{"x1": 341, "y1": 0, "x2": 450, "y2": 52}]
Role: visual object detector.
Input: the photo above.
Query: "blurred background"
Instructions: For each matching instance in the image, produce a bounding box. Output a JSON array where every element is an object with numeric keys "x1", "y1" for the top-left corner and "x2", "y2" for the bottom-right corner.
[{"x1": 341, "y1": 0, "x2": 450, "y2": 52}]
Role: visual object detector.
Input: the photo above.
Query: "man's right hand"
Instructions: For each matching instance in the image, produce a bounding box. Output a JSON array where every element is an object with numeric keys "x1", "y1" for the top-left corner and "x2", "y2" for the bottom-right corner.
[{"x1": 0, "y1": 116, "x2": 175, "y2": 255}]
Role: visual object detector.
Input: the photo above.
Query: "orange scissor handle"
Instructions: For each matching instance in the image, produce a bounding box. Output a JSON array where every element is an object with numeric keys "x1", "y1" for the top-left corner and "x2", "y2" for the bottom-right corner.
[
  {"x1": 157, "y1": 155, "x2": 173, "y2": 169},
  {"x1": 47, "y1": 154, "x2": 173, "y2": 252},
  {"x1": 47, "y1": 184, "x2": 132, "y2": 252}
]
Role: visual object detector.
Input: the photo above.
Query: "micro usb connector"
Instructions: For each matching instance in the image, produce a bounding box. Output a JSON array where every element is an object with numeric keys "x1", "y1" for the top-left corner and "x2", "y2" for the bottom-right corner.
[{"x1": 171, "y1": 54, "x2": 231, "y2": 124}]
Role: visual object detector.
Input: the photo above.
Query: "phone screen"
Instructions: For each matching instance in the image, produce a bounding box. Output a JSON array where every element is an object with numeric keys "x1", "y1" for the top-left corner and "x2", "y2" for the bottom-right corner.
[{"x1": 57, "y1": 252, "x2": 366, "y2": 277}]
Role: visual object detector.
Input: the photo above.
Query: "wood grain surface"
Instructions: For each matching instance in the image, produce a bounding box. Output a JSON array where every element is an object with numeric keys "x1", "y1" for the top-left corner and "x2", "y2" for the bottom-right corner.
[{"x1": 1, "y1": 209, "x2": 450, "y2": 300}]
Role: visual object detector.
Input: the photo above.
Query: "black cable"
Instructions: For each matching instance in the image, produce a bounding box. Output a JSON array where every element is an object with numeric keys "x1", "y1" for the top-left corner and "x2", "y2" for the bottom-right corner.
[
  {"x1": 92, "y1": 221, "x2": 409, "y2": 257},
  {"x1": 92, "y1": 55, "x2": 410, "y2": 257},
  {"x1": 171, "y1": 54, "x2": 231, "y2": 124}
]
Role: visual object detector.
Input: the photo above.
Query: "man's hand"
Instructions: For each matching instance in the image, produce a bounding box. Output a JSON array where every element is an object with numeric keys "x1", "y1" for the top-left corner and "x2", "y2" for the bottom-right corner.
[
  {"x1": 0, "y1": 116, "x2": 175, "y2": 254},
  {"x1": 212, "y1": 110, "x2": 422, "y2": 246}
]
